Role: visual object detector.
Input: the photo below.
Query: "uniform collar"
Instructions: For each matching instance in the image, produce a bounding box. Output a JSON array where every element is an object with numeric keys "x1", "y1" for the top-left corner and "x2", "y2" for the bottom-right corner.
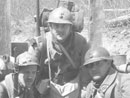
[
  {"x1": 97, "y1": 67, "x2": 118, "y2": 93},
  {"x1": 88, "y1": 68, "x2": 118, "y2": 98},
  {"x1": 46, "y1": 32, "x2": 75, "y2": 61}
]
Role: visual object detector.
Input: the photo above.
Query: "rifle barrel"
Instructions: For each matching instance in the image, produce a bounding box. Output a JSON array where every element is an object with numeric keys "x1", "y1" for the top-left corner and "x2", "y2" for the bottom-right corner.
[{"x1": 36, "y1": 0, "x2": 40, "y2": 36}]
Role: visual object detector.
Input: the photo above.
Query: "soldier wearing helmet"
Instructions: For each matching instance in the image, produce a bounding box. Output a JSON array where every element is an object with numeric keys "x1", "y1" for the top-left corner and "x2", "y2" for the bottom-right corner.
[
  {"x1": 29, "y1": 7, "x2": 90, "y2": 98},
  {"x1": 81, "y1": 47, "x2": 130, "y2": 98},
  {"x1": 0, "y1": 52, "x2": 41, "y2": 98},
  {"x1": 47, "y1": 6, "x2": 73, "y2": 43}
]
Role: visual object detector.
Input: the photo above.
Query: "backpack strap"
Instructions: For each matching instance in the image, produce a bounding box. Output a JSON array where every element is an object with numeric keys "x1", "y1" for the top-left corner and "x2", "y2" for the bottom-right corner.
[
  {"x1": 58, "y1": 43, "x2": 76, "y2": 69},
  {"x1": 104, "y1": 72, "x2": 122, "y2": 98},
  {"x1": 114, "y1": 73, "x2": 122, "y2": 98},
  {"x1": 97, "y1": 70, "x2": 118, "y2": 98}
]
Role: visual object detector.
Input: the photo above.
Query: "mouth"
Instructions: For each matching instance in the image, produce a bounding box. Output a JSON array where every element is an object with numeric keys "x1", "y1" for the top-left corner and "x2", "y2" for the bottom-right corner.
[
  {"x1": 26, "y1": 79, "x2": 33, "y2": 84},
  {"x1": 90, "y1": 72, "x2": 101, "y2": 78},
  {"x1": 56, "y1": 33, "x2": 64, "y2": 37}
]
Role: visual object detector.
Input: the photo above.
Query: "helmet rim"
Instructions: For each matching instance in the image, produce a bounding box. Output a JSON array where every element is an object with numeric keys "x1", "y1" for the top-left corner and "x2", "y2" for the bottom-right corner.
[
  {"x1": 82, "y1": 47, "x2": 113, "y2": 67},
  {"x1": 82, "y1": 56, "x2": 113, "y2": 67},
  {"x1": 16, "y1": 52, "x2": 39, "y2": 67}
]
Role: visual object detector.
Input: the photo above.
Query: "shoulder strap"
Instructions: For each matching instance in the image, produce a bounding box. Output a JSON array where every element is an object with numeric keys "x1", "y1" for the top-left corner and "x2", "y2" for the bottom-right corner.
[
  {"x1": 104, "y1": 72, "x2": 122, "y2": 98},
  {"x1": 58, "y1": 43, "x2": 76, "y2": 69},
  {"x1": 114, "y1": 73, "x2": 122, "y2": 98},
  {"x1": 104, "y1": 80, "x2": 116, "y2": 98}
]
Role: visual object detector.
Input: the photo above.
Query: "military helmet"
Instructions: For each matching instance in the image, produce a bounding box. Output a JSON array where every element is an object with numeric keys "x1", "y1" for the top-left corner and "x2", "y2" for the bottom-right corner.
[
  {"x1": 48, "y1": 7, "x2": 73, "y2": 24},
  {"x1": 16, "y1": 52, "x2": 39, "y2": 67},
  {"x1": 83, "y1": 47, "x2": 113, "y2": 67}
]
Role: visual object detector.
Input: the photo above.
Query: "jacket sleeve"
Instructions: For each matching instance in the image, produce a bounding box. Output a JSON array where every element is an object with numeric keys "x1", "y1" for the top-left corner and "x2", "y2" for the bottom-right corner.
[
  {"x1": 79, "y1": 36, "x2": 91, "y2": 88},
  {"x1": 29, "y1": 36, "x2": 48, "y2": 82},
  {"x1": 81, "y1": 38, "x2": 90, "y2": 66},
  {"x1": 119, "y1": 73, "x2": 130, "y2": 98},
  {"x1": 0, "y1": 83, "x2": 8, "y2": 98}
]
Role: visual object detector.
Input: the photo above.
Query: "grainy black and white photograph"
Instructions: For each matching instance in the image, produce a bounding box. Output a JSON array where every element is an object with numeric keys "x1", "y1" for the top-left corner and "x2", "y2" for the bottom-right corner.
[{"x1": 0, "y1": 0, "x2": 130, "y2": 98}]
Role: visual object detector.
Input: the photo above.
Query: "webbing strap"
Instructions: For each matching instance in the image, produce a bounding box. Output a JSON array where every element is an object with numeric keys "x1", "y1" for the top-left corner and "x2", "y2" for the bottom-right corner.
[
  {"x1": 47, "y1": 41, "x2": 52, "y2": 82},
  {"x1": 58, "y1": 43, "x2": 76, "y2": 69}
]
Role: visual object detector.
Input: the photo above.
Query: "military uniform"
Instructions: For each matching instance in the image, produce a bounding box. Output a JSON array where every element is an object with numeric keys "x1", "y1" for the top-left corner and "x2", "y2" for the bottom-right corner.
[
  {"x1": 81, "y1": 47, "x2": 130, "y2": 98},
  {"x1": 0, "y1": 55, "x2": 14, "y2": 82},
  {"x1": 81, "y1": 68, "x2": 130, "y2": 98},
  {"x1": 0, "y1": 73, "x2": 40, "y2": 98},
  {"x1": 0, "y1": 58, "x2": 7, "y2": 81},
  {"x1": 35, "y1": 31, "x2": 90, "y2": 98},
  {"x1": 30, "y1": 7, "x2": 90, "y2": 98},
  {"x1": 0, "y1": 52, "x2": 41, "y2": 98}
]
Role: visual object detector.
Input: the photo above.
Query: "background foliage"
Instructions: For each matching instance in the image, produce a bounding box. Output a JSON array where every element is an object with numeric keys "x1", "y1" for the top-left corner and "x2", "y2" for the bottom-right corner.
[{"x1": 11, "y1": 0, "x2": 130, "y2": 60}]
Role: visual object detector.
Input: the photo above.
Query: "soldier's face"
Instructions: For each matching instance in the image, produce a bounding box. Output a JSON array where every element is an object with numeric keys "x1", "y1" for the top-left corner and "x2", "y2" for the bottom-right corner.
[
  {"x1": 87, "y1": 60, "x2": 111, "y2": 82},
  {"x1": 18, "y1": 65, "x2": 37, "y2": 88},
  {"x1": 50, "y1": 23, "x2": 71, "y2": 43}
]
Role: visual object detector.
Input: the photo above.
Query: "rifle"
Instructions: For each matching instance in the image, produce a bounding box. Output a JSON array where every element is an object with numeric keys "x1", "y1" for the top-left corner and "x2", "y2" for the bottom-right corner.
[
  {"x1": 36, "y1": 0, "x2": 40, "y2": 36},
  {"x1": 12, "y1": 47, "x2": 19, "y2": 98}
]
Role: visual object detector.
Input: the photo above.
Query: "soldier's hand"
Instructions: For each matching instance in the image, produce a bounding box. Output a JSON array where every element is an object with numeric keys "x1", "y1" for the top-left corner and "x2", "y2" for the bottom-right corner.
[
  {"x1": 27, "y1": 38, "x2": 37, "y2": 47},
  {"x1": 36, "y1": 79, "x2": 50, "y2": 95}
]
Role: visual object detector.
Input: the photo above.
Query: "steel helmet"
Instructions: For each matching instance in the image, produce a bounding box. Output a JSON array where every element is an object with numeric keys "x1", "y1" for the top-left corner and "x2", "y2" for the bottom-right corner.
[
  {"x1": 48, "y1": 7, "x2": 73, "y2": 24},
  {"x1": 16, "y1": 51, "x2": 39, "y2": 67},
  {"x1": 82, "y1": 47, "x2": 113, "y2": 67}
]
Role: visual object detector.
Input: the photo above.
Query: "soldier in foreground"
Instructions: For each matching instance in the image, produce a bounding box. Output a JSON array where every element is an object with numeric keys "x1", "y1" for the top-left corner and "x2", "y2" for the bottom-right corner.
[
  {"x1": 29, "y1": 6, "x2": 90, "y2": 98},
  {"x1": 81, "y1": 46, "x2": 130, "y2": 98},
  {"x1": 0, "y1": 52, "x2": 41, "y2": 98}
]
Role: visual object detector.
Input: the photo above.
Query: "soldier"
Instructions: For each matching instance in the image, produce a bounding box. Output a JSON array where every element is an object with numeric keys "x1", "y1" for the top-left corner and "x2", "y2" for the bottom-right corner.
[
  {"x1": 81, "y1": 46, "x2": 130, "y2": 98},
  {"x1": 29, "y1": 6, "x2": 90, "y2": 98},
  {"x1": 0, "y1": 55, "x2": 14, "y2": 81},
  {"x1": 0, "y1": 52, "x2": 41, "y2": 98},
  {"x1": 0, "y1": 58, "x2": 7, "y2": 81}
]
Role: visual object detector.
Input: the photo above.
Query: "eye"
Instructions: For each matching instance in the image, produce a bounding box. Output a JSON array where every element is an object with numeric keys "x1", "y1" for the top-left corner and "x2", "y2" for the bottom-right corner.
[
  {"x1": 85, "y1": 63, "x2": 93, "y2": 68},
  {"x1": 52, "y1": 23, "x2": 59, "y2": 28},
  {"x1": 23, "y1": 71, "x2": 29, "y2": 74},
  {"x1": 62, "y1": 24, "x2": 66, "y2": 27},
  {"x1": 32, "y1": 71, "x2": 37, "y2": 74},
  {"x1": 96, "y1": 61, "x2": 101, "y2": 65}
]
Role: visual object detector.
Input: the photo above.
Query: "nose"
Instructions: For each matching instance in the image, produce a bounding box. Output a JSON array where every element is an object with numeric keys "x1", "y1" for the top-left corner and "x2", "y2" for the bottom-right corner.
[{"x1": 56, "y1": 25, "x2": 63, "y2": 32}]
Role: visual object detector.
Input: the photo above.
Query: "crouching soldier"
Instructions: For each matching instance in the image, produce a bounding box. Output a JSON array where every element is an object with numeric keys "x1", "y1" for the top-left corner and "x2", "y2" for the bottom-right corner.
[
  {"x1": 0, "y1": 52, "x2": 41, "y2": 98},
  {"x1": 0, "y1": 55, "x2": 15, "y2": 81},
  {"x1": 0, "y1": 58, "x2": 8, "y2": 81},
  {"x1": 81, "y1": 47, "x2": 130, "y2": 98}
]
